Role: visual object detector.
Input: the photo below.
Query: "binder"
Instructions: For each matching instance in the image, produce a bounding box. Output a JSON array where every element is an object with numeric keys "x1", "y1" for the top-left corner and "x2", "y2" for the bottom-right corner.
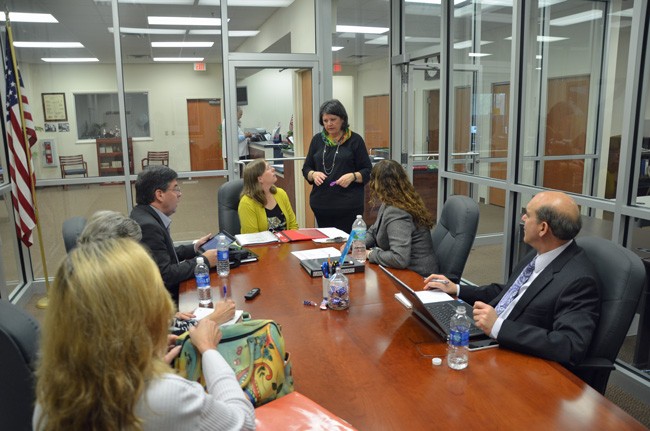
[
  {"x1": 275, "y1": 228, "x2": 328, "y2": 242},
  {"x1": 300, "y1": 257, "x2": 365, "y2": 277}
]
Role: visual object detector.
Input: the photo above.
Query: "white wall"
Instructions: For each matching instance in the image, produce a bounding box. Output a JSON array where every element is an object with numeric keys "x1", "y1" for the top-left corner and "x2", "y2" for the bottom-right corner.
[{"x1": 239, "y1": 68, "x2": 293, "y2": 136}]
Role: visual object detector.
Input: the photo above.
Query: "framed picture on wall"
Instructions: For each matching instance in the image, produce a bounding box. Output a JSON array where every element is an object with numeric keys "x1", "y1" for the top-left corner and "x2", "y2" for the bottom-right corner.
[{"x1": 41, "y1": 92, "x2": 68, "y2": 122}]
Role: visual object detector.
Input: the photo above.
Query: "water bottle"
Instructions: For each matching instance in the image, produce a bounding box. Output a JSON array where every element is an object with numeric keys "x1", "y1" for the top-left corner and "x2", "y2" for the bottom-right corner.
[
  {"x1": 351, "y1": 215, "x2": 367, "y2": 264},
  {"x1": 195, "y1": 257, "x2": 213, "y2": 308},
  {"x1": 447, "y1": 306, "x2": 470, "y2": 370},
  {"x1": 327, "y1": 266, "x2": 350, "y2": 310},
  {"x1": 216, "y1": 234, "x2": 230, "y2": 277}
]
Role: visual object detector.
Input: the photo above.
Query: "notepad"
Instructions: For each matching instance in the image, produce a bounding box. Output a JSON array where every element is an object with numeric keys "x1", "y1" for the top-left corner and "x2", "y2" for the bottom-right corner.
[{"x1": 192, "y1": 307, "x2": 244, "y2": 327}]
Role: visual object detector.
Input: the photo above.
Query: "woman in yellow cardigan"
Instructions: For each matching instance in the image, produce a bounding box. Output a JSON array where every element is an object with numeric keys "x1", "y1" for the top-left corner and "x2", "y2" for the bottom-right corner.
[{"x1": 238, "y1": 158, "x2": 298, "y2": 233}]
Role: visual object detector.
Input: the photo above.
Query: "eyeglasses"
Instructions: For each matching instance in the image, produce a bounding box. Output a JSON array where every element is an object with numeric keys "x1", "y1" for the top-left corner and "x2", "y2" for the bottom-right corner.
[{"x1": 169, "y1": 186, "x2": 181, "y2": 194}]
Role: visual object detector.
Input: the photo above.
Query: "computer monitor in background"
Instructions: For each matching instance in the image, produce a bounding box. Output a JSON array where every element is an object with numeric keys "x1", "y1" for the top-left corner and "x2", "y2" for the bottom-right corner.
[
  {"x1": 271, "y1": 125, "x2": 281, "y2": 143},
  {"x1": 245, "y1": 128, "x2": 267, "y2": 142}
]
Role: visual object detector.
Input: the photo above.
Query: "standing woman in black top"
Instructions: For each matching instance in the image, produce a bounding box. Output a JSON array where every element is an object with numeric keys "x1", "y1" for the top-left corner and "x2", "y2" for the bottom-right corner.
[{"x1": 302, "y1": 99, "x2": 372, "y2": 232}]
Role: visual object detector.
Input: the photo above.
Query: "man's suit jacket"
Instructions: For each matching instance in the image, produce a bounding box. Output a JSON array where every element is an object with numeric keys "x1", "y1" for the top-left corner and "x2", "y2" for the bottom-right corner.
[
  {"x1": 459, "y1": 241, "x2": 601, "y2": 366},
  {"x1": 130, "y1": 205, "x2": 202, "y2": 304},
  {"x1": 366, "y1": 204, "x2": 438, "y2": 277}
]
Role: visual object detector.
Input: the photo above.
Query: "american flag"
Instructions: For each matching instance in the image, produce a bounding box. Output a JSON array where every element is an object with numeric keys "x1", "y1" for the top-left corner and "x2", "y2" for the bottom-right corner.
[{"x1": 4, "y1": 32, "x2": 38, "y2": 247}]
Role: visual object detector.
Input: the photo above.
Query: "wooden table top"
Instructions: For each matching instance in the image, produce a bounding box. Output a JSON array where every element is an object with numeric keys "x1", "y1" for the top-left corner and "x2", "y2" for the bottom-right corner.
[{"x1": 180, "y1": 241, "x2": 646, "y2": 431}]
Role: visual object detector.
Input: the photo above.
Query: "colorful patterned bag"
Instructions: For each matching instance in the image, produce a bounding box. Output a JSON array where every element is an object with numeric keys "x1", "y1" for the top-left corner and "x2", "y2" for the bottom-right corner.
[{"x1": 174, "y1": 319, "x2": 294, "y2": 407}]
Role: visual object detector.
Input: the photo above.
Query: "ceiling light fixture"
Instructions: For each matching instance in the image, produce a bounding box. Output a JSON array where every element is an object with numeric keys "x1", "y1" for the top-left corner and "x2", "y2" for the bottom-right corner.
[
  {"x1": 14, "y1": 42, "x2": 84, "y2": 48},
  {"x1": 336, "y1": 25, "x2": 388, "y2": 35},
  {"x1": 152, "y1": 41, "x2": 214, "y2": 47},
  {"x1": 536, "y1": 35, "x2": 568, "y2": 42},
  {"x1": 198, "y1": 0, "x2": 295, "y2": 5},
  {"x1": 610, "y1": 9, "x2": 633, "y2": 18},
  {"x1": 95, "y1": 0, "x2": 194, "y2": 4},
  {"x1": 454, "y1": 40, "x2": 492, "y2": 50},
  {"x1": 504, "y1": 35, "x2": 568, "y2": 43},
  {"x1": 41, "y1": 58, "x2": 99, "y2": 62},
  {"x1": 332, "y1": 46, "x2": 344, "y2": 51},
  {"x1": 188, "y1": 29, "x2": 259, "y2": 37},
  {"x1": 109, "y1": 27, "x2": 186, "y2": 35},
  {"x1": 538, "y1": 0, "x2": 566, "y2": 7},
  {"x1": 0, "y1": 12, "x2": 58, "y2": 23},
  {"x1": 148, "y1": 16, "x2": 221, "y2": 26},
  {"x1": 550, "y1": 10, "x2": 603, "y2": 27},
  {"x1": 153, "y1": 57, "x2": 204, "y2": 62},
  {"x1": 469, "y1": 52, "x2": 491, "y2": 57}
]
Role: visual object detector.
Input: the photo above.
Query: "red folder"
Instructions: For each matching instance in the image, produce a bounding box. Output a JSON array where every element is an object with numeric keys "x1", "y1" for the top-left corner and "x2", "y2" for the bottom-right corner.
[
  {"x1": 255, "y1": 392, "x2": 357, "y2": 431},
  {"x1": 276, "y1": 229, "x2": 328, "y2": 242}
]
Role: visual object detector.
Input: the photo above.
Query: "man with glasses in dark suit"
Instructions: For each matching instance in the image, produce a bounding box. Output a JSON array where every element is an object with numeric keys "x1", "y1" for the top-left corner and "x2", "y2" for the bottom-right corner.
[{"x1": 131, "y1": 165, "x2": 217, "y2": 304}]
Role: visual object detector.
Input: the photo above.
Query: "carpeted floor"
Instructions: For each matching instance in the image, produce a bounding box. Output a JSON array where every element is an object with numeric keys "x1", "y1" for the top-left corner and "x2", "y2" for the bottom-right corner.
[{"x1": 605, "y1": 383, "x2": 650, "y2": 428}]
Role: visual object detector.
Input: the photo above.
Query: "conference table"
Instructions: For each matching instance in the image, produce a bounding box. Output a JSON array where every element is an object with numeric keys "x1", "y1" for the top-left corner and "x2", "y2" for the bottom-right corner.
[{"x1": 180, "y1": 241, "x2": 646, "y2": 430}]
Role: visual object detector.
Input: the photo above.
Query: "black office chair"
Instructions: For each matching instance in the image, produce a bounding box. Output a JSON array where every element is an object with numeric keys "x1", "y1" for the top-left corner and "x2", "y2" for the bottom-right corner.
[
  {"x1": 431, "y1": 195, "x2": 480, "y2": 283},
  {"x1": 0, "y1": 300, "x2": 40, "y2": 431},
  {"x1": 218, "y1": 179, "x2": 244, "y2": 235},
  {"x1": 571, "y1": 236, "x2": 646, "y2": 394},
  {"x1": 62, "y1": 216, "x2": 87, "y2": 253}
]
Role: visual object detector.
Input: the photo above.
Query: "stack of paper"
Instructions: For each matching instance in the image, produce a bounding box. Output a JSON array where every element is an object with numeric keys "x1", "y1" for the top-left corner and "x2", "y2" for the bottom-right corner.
[
  {"x1": 312, "y1": 227, "x2": 349, "y2": 244},
  {"x1": 235, "y1": 231, "x2": 279, "y2": 246},
  {"x1": 291, "y1": 246, "x2": 341, "y2": 261}
]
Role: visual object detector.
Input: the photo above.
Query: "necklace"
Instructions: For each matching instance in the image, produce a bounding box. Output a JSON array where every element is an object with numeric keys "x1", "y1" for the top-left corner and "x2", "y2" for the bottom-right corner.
[{"x1": 322, "y1": 143, "x2": 340, "y2": 176}]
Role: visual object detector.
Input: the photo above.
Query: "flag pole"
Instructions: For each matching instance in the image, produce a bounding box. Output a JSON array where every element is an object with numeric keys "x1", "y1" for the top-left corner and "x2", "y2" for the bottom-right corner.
[{"x1": 6, "y1": 18, "x2": 51, "y2": 308}]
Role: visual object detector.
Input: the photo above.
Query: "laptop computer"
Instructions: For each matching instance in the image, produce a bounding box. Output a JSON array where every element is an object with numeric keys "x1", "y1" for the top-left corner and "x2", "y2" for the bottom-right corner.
[
  {"x1": 199, "y1": 230, "x2": 258, "y2": 264},
  {"x1": 379, "y1": 265, "x2": 498, "y2": 350}
]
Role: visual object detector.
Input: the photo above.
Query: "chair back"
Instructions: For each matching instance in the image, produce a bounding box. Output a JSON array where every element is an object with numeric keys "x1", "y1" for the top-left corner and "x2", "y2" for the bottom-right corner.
[
  {"x1": 431, "y1": 195, "x2": 479, "y2": 283},
  {"x1": 59, "y1": 155, "x2": 87, "y2": 177},
  {"x1": 573, "y1": 236, "x2": 646, "y2": 391},
  {"x1": 218, "y1": 179, "x2": 244, "y2": 234},
  {"x1": 142, "y1": 151, "x2": 169, "y2": 169},
  {"x1": 0, "y1": 300, "x2": 40, "y2": 431},
  {"x1": 62, "y1": 216, "x2": 87, "y2": 252}
]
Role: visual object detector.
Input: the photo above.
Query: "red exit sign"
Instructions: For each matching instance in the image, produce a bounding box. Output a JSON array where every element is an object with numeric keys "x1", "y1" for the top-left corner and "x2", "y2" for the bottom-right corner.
[{"x1": 194, "y1": 62, "x2": 206, "y2": 71}]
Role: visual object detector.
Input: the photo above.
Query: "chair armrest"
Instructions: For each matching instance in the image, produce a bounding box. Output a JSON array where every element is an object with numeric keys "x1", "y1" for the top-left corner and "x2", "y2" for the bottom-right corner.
[{"x1": 572, "y1": 357, "x2": 615, "y2": 371}]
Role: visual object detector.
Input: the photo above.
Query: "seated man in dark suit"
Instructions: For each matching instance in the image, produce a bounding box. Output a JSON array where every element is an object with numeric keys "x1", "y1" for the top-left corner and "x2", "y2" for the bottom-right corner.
[
  {"x1": 424, "y1": 191, "x2": 601, "y2": 367},
  {"x1": 131, "y1": 165, "x2": 217, "y2": 304}
]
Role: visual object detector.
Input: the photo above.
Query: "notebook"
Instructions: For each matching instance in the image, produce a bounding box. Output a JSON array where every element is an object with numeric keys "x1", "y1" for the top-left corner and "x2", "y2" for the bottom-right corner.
[
  {"x1": 199, "y1": 231, "x2": 259, "y2": 264},
  {"x1": 300, "y1": 257, "x2": 365, "y2": 277},
  {"x1": 379, "y1": 265, "x2": 498, "y2": 349}
]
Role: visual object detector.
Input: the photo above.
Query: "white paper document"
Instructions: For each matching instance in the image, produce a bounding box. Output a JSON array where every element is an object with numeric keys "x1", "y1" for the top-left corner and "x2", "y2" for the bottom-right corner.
[
  {"x1": 415, "y1": 289, "x2": 454, "y2": 304},
  {"x1": 192, "y1": 307, "x2": 244, "y2": 327},
  {"x1": 312, "y1": 228, "x2": 349, "y2": 243},
  {"x1": 235, "y1": 230, "x2": 279, "y2": 246},
  {"x1": 291, "y1": 246, "x2": 342, "y2": 261}
]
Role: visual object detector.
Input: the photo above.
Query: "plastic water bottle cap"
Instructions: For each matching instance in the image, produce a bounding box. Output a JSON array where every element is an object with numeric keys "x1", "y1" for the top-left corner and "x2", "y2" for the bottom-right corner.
[{"x1": 432, "y1": 357, "x2": 442, "y2": 366}]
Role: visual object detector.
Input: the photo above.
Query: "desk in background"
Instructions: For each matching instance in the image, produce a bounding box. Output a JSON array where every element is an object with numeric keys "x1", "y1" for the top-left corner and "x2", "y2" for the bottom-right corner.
[{"x1": 180, "y1": 242, "x2": 646, "y2": 430}]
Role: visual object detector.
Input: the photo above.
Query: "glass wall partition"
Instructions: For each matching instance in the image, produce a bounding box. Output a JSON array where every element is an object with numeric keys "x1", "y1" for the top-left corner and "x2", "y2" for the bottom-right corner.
[
  {"x1": 3, "y1": 0, "x2": 123, "y2": 286},
  {"x1": 520, "y1": 0, "x2": 609, "y2": 198}
]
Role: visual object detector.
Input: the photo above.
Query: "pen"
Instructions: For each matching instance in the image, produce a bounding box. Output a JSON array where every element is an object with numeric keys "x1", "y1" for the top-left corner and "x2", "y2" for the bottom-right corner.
[
  {"x1": 322, "y1": 236, "x2": 345, "y2": 243},
  {"x1": 339, "y1": 234, "x2": 355, "y2": 267},
  {"x1": 321, "y1": 261, "x2": 329, "y2": 278},
  {"x1": 223, "y1": 285, "x2": 227, "y2": 298},
  {"x1": 428, "y1": 278, "x2": 449, "y2": 285}
]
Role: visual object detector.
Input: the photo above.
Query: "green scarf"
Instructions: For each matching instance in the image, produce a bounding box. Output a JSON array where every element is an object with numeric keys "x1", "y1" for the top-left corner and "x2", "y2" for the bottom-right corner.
[{"x1": 321, "y1": 128, "x2": 352, "y2": 147}]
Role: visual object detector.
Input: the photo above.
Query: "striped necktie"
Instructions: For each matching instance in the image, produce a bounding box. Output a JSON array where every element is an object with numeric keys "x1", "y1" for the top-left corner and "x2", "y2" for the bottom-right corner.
[{"x1": 495, "y1": 257, "x2": 536, "y2": 316}]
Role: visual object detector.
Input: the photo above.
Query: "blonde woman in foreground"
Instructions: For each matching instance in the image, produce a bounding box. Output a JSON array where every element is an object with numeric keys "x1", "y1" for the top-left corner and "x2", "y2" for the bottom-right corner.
[{"x1": 33, "y1": 238, "x2": 255, "y2": 431}]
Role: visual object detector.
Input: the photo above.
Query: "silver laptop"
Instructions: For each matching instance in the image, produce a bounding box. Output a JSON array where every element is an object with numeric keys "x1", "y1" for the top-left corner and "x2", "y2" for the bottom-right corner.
[{"x1": 379, "y1": 265, "x2": 498, "y2": 350}]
